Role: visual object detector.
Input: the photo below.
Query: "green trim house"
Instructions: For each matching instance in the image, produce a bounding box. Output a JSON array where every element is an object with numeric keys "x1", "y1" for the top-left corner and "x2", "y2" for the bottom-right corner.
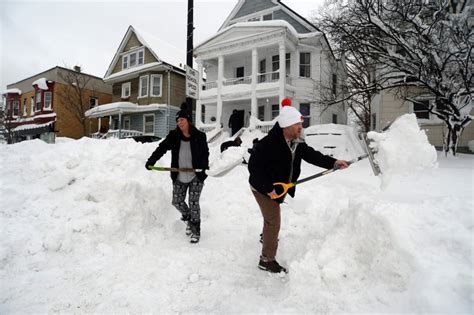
[{"x1": 86, "y1": 25, "x2": 188, "y2": 139}]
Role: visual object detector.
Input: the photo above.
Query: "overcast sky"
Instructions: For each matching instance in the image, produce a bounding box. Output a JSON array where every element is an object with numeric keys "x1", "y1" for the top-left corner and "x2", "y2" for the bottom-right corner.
[{"x1": 0, "y1": 0, "x2": 324, "y2": 92}]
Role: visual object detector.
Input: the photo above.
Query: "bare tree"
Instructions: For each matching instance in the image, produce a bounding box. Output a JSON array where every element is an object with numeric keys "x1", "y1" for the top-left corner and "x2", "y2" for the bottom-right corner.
[
  {"x1": 313, "y1": 0, "x2": 473, "y2": 155},
  {"x1": 0, "y1": 98, "x2": 14, "y2": 144},
  {"x1": 56, "y1": 66, "x2": 96, "y2": 136}
]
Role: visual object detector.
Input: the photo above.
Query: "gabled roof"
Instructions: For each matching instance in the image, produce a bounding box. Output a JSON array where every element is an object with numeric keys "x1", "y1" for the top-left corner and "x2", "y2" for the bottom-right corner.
[
  {"x1": 195, "y1": 20, "x2": 301, "y2": 52},
  {"x1": 104, "y1": 25, "x2": 187, "y2": 79},
  {"x1": 219, "y1": 0, "x2": 320, "y2": 33}
]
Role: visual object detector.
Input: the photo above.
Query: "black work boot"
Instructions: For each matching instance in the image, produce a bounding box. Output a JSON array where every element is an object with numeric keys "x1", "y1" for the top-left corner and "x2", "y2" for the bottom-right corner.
[
  {"x1": 258, "y1": 259, "x2": 287, "y2": 273},
  {"x1": 189, "y1": 221, "x2": 200, "y2": 244}
]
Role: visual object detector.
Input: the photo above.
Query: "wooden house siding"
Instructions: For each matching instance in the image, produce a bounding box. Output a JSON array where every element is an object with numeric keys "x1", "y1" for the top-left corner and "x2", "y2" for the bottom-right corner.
[{"x1": 233, "y1": 0, "x2": 277, "y2": 19}]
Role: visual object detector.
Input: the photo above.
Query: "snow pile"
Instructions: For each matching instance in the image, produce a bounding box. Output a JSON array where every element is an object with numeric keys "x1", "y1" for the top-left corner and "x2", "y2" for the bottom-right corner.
[
  {"x1": 368, "y1": 114, "x2": 437, "y2": 187},
  {"x1": 0, "y1": 136, "x2": 472, "y2": 313},
  {"x1": 32, "y1": 78, "x2": 49, "y2": 90}
]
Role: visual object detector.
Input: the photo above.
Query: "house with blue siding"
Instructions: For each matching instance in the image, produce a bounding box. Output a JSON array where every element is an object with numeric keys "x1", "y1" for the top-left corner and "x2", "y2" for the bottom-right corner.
[{"x1": 86, "y1": 25, "x2": 187, "y2": 139}]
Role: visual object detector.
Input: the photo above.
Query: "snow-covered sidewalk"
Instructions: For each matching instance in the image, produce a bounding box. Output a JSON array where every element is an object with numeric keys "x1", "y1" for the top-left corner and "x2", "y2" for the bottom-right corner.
[{"x1": 0, "y1": 135, "x2": 472, "y2": 313}]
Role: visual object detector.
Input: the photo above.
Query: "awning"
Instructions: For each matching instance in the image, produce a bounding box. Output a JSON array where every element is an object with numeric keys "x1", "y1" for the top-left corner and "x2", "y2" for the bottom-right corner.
[
  {"x1": 13, "y1": 121, "x2": 55, "y2": 136},
  {"x1": 85, "y1": 102, "x2": 176, "y2": 118}
]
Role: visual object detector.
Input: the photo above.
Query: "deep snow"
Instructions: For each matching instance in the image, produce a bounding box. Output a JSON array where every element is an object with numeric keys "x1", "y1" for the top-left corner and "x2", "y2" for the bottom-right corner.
[{"x1": 0, "y1": 121, "x2": 472, "y2": 313}]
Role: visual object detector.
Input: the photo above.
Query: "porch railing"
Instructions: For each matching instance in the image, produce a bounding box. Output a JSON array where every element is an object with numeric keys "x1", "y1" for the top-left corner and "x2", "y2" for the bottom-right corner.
[
  {"x1": 202, "y1": 81, "x2": 217, "y2": 90},
  {"x1": 255, "y1": 119, "x2": 276, "y2": 134},
  {"x1": 257, "y1": 71, "x2": 280, "y2": 83},
  {"x1": 91, "y1": 129, "x2": 143, "y2": 139},
  {"x1": 223, "y1": 76, "x2": 251, "y2": 86}
]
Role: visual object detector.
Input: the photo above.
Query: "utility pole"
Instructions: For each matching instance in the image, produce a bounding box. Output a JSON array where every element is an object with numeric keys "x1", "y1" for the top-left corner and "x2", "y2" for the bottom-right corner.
[{"x1": 186, "y1": 0, "x2": 194, "y2": 113}]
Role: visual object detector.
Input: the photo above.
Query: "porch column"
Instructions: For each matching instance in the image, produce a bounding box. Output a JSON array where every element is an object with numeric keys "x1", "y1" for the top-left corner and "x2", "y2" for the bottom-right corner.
[
  {"x1": 118, "y1": 111, "x2": 122, "y2": 139},
  {"x1": 98, "y1": 117, "x2": 102, "y2": 133},
  {"x1": 251, "y1": 48, "x2": 258, "y2": 119},
  {"x1": 216, "y1": 55, "x2": 224, "y2": 127},
  {"x1": 196, "y1": 62, "x2": 203, "y2": 127},
  {"x1": 279, "y1": 41, "x2": 286, "y2": 107}
]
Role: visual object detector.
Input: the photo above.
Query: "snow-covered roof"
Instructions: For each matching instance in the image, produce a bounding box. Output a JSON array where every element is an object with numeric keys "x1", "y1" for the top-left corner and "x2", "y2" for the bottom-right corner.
[
  {"x1": 85, "y1": 102, "x2": 179, "y2": 118},
  {"x1": 32, "y1": 78, "x2": 51, "y2": 90},
  {"x1": 13, "y1": 121, "x2": 54, "y2": 132},
  {"x1": 104, "y1": 25, "x2": 192, "y2": 80},
  {"x1": 105, "y1": 62, "x2": 161, "y2": 81},
  {"x1": 3, "y1": 88, "x2": 22, "y2": 95},
  {"x1": 133, "y1": 26, "x2": 187, "y2": 70}
]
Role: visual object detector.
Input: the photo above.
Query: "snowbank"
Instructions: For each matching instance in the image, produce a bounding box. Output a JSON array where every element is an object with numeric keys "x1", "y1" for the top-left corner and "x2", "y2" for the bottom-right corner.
[
  {"x1": 0, "y1": 134, "x2": 472, "y2": 313},
  {"x1": 368, "y1": 114, "x2": 438, "y2": 187}
]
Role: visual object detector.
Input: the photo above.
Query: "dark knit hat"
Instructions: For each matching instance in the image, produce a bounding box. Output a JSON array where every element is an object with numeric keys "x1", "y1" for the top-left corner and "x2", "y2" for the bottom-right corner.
[{"x1": 176, "y1": 102, "x2": 192, "y2": 122}]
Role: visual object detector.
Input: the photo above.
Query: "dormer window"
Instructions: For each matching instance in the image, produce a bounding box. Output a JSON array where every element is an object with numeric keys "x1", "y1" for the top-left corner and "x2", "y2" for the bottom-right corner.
[
  {"x1": 122, "y1": 48, "x2": 145, "y2": 70},
  {"x1": 248, "y1": 12, "x2": 273, "y2": 22},
  {"x1": 263, "y1": 13, "x2": 273, "y2": 20}
]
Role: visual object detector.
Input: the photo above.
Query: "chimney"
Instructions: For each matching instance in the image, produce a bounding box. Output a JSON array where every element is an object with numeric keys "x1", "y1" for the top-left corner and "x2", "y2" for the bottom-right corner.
[{"x1": 73, "y1": 66, "x2": 81, "y2": 72}]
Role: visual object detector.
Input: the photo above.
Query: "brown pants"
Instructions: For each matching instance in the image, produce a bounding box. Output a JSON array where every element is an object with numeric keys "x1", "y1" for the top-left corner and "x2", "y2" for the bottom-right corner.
[{"x1": 252, "y1": 189, "x2": 281, "y2": 261}]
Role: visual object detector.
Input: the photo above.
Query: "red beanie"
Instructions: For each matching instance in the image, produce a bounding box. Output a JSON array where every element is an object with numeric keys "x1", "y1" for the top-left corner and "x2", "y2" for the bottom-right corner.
[{"x1": 281, "y1": 98, "x2": 292, "y2": 107}]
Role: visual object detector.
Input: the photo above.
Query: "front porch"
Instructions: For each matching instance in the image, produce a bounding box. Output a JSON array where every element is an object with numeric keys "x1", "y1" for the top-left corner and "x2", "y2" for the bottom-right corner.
[{"x1": 85, "y1": 102, "x2": 179, "y2": 139}]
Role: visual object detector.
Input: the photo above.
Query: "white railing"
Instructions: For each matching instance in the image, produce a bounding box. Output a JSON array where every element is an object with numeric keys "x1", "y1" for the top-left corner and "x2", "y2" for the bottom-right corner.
[
  {"x1": 257, "y1": 71, "x2": 280, "y2": 83},
  {"x1": 97, "y1": 129, "x2": 143, "y2": 139},
  {"x1": 90, "y1": 132, "x2": 105, "y2": 139},
  {"x1": 203, "y1": 81, "x2": 217, "y2": 90},
  {"x1": 223, "y1": 76, "x2": 252, "y2": 86},
  {"x1": 255, "y1": 119, "x2": 276, "y2": 134}
]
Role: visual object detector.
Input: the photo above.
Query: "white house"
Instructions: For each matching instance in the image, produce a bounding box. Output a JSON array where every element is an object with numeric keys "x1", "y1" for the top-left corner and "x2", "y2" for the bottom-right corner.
[{"x1": 193, "y1": 0, "x2": 347, "y2": 134}]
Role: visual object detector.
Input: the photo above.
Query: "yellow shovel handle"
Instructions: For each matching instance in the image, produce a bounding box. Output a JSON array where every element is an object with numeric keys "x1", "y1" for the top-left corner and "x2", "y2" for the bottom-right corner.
[{"x1": 271, "y1": 182, "x2": 295, "y2": 199}]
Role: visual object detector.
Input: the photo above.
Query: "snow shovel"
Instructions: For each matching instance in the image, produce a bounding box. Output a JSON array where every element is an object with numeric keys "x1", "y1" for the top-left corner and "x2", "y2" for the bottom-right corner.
[
  {"x1": 147, "y1": 165, "x2": 237, "y2": 177},
  {"x1": 270, "y1": 154, "x2": 368, "y2": 200}
]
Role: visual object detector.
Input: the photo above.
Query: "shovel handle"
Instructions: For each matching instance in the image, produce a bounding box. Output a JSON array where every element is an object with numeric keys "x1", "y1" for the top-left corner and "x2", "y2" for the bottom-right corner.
[
  {"x1": 148, "y1": 166, "x2": 203, "y2": 172},
  {"x1": 271, "y1": 182, "x2": 296, "y2": 200}
]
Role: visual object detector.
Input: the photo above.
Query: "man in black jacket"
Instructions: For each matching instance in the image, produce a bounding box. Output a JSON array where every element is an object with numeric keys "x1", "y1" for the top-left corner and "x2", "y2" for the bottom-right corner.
[
  {"x1": 146, "y1": 106, "x2": 209, "y2": 243},
  {"x1": 248, "y1": 102, "x2": 348, "y2": 273}
]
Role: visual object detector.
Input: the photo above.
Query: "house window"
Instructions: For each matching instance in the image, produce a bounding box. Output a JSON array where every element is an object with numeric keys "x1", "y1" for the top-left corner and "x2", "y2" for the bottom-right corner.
[
  {"x1": 263, "y1": 13, "x2": 273, "y2": 20},
  {"x1": 236, "y1": 67, "x2": 244, "y2": 78},
  {"x1": 248, "y1": 16, "x2": 260, "y2": 22},
  {"x1": 129, "y1": 53, "x2": 137, "y2": 68},
  {"x1": 35, "y1": 91, "x2": 41, "y2": 111},
  {"x1": 44, "y1": 92, "x2": 52, "y2": 110},
  {"x1": 332, "y1": 74, "x2": 337, "y2": 95},
  {"x1": 12, "y1": 100, "x2": 19, "y2": 116},
  {"x1": 123, "y1": 116, "x2": 130, "y2": 130},
  {"x1": 150, "y1": 74, "x2": 162, "y2": 97},
  {"x1": 23, "y1": 98, "x2": 27, "y2": 116},
  {"x1": 139, "y1": 75, "x2": 149, "y2": 97},
  {"x1": 122, "y1": 48, "x2": 145, "y2": 70},
  {"x1": 299, "y1": 52, "x2": 311, "y2": 78},
  {"x1": 332, "y1": 114, "x2": 338, "y2": 124},
  {"x1": 121, "y1": 82, "x2": 131, "y2": 98},
  {"x1": 123, "y1": 55, "x2": 128, "y2": 69},
  {"x1": 89, "y1": 97, "x2": 98, "y2": 108},
  {"x1": 272, "y1": 55, "x2": 279, "y2": 81},
  {"x1": 30, "y1": 97, "x2": 34, "y2": 115},
  {"x1": 286, "y1": 53, "x2": 291, "y2": 76},
  {"x1": 271, "y1": 104, "x2": 279, "y2": 119},
  {"x1": 258, "y1": 105, "x2": 265, "y2": 120},
  {"x1": 300, "y1": 103, "x2": 310, "y2": 128},
  {"x1": 259, "y1": 59, "x2": 266, "y2": 83},
  {"x1": 144, "y1": 114, "x2": 155, "y2": 134},
  {"x1": 413, "y1": 100, "x2": 430, "y2": 119}
]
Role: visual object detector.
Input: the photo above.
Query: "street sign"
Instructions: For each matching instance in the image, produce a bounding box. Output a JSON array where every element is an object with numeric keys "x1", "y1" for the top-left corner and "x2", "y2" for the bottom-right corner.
[{"x1": 186, "y1": 66, "x2": 199, "y2": 99}]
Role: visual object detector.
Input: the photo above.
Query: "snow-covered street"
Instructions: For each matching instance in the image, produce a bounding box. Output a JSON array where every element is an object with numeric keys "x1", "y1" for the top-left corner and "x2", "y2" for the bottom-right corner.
[{"x1": 1, "y1": 123, "x2": 473, "y2": 313}]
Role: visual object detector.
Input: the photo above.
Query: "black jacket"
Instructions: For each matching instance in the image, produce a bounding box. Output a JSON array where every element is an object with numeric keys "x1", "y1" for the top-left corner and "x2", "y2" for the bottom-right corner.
[
  {"x1": 146, "y1": 127, "x2": 209, "y2": 182},
  {"x1": 248, "y1": 123, "x2": 336, "y2": 203}
]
